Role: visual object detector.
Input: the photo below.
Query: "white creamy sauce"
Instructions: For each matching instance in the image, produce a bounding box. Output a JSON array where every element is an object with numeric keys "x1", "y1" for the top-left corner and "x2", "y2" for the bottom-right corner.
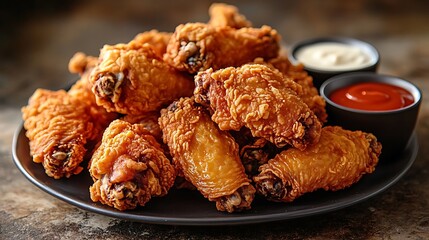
[{"x1": 295, "y1": 42, "x2": 373, "y2": 71}]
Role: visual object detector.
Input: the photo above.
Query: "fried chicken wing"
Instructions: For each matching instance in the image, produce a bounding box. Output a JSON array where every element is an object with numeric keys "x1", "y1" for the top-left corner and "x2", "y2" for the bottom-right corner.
[
  {"x1": 159, "y1": 97, "x2": 255, "y2": 212},
  {"x1": 255, "y1": 56, "x2": 327, "y2": 123},
  {"x1": 254, "y1": 126, "x2": 382, "y2": 202},
  {"x1": 68, "y1": 52, "x2": 118, "y2": 141},
  {"x1": 89, "y1": 44, "x2": 194, "y2": 115},
  {"x1": 230, "y1": 128, "x2": 280, "y2": 177},
  {"x1": 208, "y1": 3, "x2": 252, "y2": 28},
  {"x1": 22, "y1": 89, "x2": 96, "y2": 179},
  {"x1": 194, "y1": 63, "x2": 322, "y2": 150},
  {"x1": 89, "y1": 119, "x2": 176, "y2": 211},
  {"x1": 68, "y1": 52, "x2": 98, "y2": 75},
  {"x1": 21, "y1": 52, "x2": 119, "y2": 179},
  {"x1": 128, "y1": 30, "x2": 171, "y2": 58},
  {"x1": 163, "y1": 23, "x2": 280, "y2": 74},
  {"x1": 121, "y1": 113, "x2": 162, "y2": 143}
]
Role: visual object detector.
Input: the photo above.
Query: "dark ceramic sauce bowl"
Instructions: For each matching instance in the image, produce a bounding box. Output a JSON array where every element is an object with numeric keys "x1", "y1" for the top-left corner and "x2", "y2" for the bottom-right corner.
[{"x1": 320, "y1": 72, "x2": 422, "y2": 160}]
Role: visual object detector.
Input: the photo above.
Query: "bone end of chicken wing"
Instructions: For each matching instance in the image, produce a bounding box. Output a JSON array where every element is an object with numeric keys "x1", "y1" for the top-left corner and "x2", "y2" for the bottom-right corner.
[
  {"x1": 89, "y1": 45, "x2": 194, "y2": 115},
  {"x1": 22, "y1": 89, "x2": 95, "y2": 179},
  {"x1": 164, "y1": 23, "x2": 280, "y2": 74}
]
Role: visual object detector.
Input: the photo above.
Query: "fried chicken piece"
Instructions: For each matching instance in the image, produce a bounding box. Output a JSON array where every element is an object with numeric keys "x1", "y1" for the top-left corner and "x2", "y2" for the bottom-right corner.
[
  {"x1": 159, "y1": 97, "x2": 255, "y2": 212},
  {"x1": 68, "y1": 52, "x2": 118, "y2": 141},
  {"x1": 89, "y1": 44, "x2": 194, "y2": 115},
  {"x1": 89, "y1": 119, "x2": 176, "y2": 211},
  {"x1": 208, "y1": 3, "x2": 252, "y2": 28},
  {"x1": 21, "y1": 52, "x2": 119, "y2": 179},
  {"x1": 121, "y1": 112, "x2": 171, "y2": 158},
  {"x1": 68, "y1": 79, "x2": 118, "y2": 142},
  {"x1": 164, "y1": 22, "x2": 280, "y2": 74},
  {"x1": 194, "y1": 63, "x2": 322, "y2": 150},
  {"x1": 254, "y1": 126, "x2": 382, "y2": 202},
  {"x1": 128, "y1": 30, "x2": 171, "y2": 58},
  {"x1": 22, "y1": 89, "x2": 96, "y2": 179},
  {"x1": 121, "y1": 113, "x2": 162, "y2": 143},
  {"x1": 255, "y1": 56, "x2": 328, "y2": 123},
  {"x1": 230, "y1": 128, "x2": 280, "y2": 177},
  {"x1": 68, "y1": 52, "x2": 98, "y2": 75}
]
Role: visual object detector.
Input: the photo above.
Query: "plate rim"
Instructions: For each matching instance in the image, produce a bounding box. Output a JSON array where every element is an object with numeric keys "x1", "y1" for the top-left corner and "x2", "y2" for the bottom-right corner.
[{"x1": 12, "y1": 122, "x2": 419, "y2": 226}]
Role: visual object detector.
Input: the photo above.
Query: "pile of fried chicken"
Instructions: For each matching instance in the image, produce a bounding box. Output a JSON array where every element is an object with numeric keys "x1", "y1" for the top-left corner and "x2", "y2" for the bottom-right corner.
[{"x1": 22, "y1": 3, "x2": 382, "y2": 213}]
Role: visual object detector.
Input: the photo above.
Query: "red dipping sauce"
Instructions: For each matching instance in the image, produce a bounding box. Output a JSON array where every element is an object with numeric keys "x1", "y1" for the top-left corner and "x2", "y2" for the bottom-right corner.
[{"x1": 329, "y1": 82, "x2": 414, "y2": 111}]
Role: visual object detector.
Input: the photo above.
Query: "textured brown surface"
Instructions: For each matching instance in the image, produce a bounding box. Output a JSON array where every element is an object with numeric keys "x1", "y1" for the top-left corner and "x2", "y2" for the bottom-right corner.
[{"x1": 1, "y1": 0, "x2": 429, "y2": 239}]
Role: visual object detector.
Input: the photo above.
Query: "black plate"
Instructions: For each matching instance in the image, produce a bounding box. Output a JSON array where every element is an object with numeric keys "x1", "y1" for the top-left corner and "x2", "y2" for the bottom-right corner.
[{"x1": 12, "y1": 123, "x2": 418, "y2": 226}]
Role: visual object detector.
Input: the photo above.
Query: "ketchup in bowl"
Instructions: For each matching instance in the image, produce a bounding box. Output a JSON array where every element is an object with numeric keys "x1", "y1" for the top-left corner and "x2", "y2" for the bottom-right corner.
[
  {"x1": 320, "y1": 72, "x2": 422, "y2": 159},
  {"x1": 329, "y1": 82, "x2": 414, "y2": 111}
]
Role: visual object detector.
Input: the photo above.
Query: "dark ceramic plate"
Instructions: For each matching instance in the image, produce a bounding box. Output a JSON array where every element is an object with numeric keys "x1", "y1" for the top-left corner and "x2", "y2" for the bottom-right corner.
[{"x1": 12, "y1": 123, "x2": 418, "y2": 226}]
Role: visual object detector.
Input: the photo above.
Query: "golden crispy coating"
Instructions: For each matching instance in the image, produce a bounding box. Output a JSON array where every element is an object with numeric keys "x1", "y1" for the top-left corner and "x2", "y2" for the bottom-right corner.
[
  {"x1": 68, "y1": 52, "x2": 98, "y2": 75},
  {"x1": 68, "y1": 79, "x2": 118, "y2": 142},
  {"x1": 159, "y1": 97, "x2": 255, "y2": 212},
  {"x1": 121, "y1": 112, "x2": 162, "y2": 143},
  {"x1": 163, "y1": 22, "x2": 280, "y2": 74},
  {"x1": 254, "y1": 126, "x2": 382, "y2": 202},
  {"x1": 120, "y1": 112, "x2": 174, "y2": 162},
  {"x1": 255, "y1": 56, "x2": 327, "y2": 123},
  {"x1": 89, "y1": 119, "x2": 176, "y2": 211},
  {"x1": 68, "y1": 52, "x2": 119, "y2": 141},
  {"x1": 208, "y1": 3, "x2": 252, "y2": 28},
  {"x1": 22, "y1": 89, "x2": 95, "y2": 179},
  {"x1": 89, "y1": 44, "x2": 194, "y2": 115},
  {"x1": 194, "y1": 63, "x2": 322, "y2": 150},
  {"x1": 129, "y1": 30, "x2": 172, "y2": 58},
  {"x1": 21, "y1": 53, "x2": 118, "y2": 179}
]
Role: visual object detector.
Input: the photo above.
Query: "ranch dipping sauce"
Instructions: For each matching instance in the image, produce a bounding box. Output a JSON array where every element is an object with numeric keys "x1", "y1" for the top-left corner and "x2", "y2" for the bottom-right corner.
[
  {"x1": 329, "y1": 82, "x2": 414, "y2": 111},
  {"x1": 295, "y1": 42, "x2": 373, "y2": 71}
]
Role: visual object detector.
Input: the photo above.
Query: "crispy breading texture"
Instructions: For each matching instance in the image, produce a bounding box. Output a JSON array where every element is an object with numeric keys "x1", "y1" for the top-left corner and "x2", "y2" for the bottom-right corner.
[
  {"x1": 68, "y1": 52, "x2": 98, "y2": 75},
  {"x1": 68, "y1": 52, "x2": 119, "y2": 141},
  {"x1": 129, "y1": 30, "x2": 172, "y2": 58},
  {"x1": 255, "y1": 56, "x2": 327, "y2": 123},
  {"x1": 121, "y1": 112, "x2": 162, "y2": 143},
  {"x1": 208, "y1": 3, "x2": 252, "y2": 28},
  {"x1": 89, "y1": 44, "x2": 194, "y2": 115},
  {"x1": 68, "y1": 79, "x2": 118, "y2": 142},
  {"x1": 194, "y1": 63, "x2": 322, "y2": 150},
  {"x1": 253, "y1": 126, "x2": 382, "y2": 202},
  {"x1": 22, "y1": 89, "x2": 95, "y2": 179},
  {"x1": 89, "y1": 119, "x2": 176, "y2": 211},
  {"x1": 159, "y1": 97, "x2": 255, "y2": 212},
  {"x1": 164, "y1": 23, "x2": 280, "y2": 74}
]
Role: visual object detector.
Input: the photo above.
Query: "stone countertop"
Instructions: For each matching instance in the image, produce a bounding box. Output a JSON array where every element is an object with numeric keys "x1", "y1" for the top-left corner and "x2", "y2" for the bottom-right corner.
[{"x1": 1, "y1": 0, "x2": 429, "y2": 239}]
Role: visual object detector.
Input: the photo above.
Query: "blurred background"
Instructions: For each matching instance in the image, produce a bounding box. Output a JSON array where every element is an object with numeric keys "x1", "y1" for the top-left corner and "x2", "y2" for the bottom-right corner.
[{"x1": 1, "y1": 0, "x2": 429, "y2": 107}]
